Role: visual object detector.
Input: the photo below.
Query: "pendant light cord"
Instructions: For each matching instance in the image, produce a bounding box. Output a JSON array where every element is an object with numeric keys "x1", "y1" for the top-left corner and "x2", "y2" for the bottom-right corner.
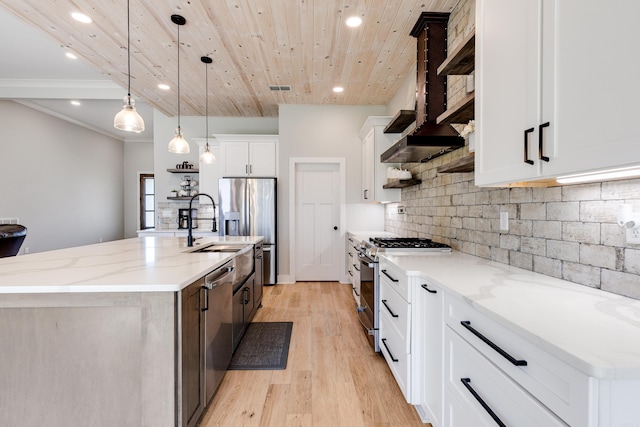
[
  {"x1": 177, "y1": 21, "x2": 181, "y2": 128},
  {"x1": 126, "y1": 0, "x2": 131, "y2": 97},
  {"x1": 205, "y1": 58, "x2": 208, "y2": 144}
]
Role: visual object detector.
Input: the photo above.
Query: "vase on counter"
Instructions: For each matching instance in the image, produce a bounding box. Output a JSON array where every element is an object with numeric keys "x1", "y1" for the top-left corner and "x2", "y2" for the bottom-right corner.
[{"x1": 170, "y1": 190, "x2": 178, "y2": 198}]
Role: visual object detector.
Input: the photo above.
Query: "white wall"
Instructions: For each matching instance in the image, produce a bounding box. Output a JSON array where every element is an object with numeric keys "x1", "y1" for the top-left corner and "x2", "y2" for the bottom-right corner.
[
  {"x1": 0, "y1": 100, "x2": 124, "y2": 253},
  {"x1": 278, "y1": 104, "x2": 387, "y2": 281},
  {"x1": 386, "y1": 62, "x2": 418, "y2": 117},
  {"x1": 124, "y1": 140, "x2": 154, "y2": 237}
]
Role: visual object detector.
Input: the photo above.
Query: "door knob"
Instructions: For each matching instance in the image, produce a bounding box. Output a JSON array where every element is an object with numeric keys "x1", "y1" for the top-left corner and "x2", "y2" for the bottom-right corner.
[{"x1": 334, "y1": 226, "x2": 338, "y2": 230}]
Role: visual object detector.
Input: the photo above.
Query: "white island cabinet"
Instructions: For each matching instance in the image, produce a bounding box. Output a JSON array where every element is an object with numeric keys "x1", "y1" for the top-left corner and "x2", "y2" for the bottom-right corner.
[
  {"x1": 475, "y1": 0, "x2": 640, "y2": 186},
  {"x1": 379, "y1": 252, "x2": 640, "y2": 426},
  {"x1": 0, "y1": 236, "x2": 263, "y2": 427}
]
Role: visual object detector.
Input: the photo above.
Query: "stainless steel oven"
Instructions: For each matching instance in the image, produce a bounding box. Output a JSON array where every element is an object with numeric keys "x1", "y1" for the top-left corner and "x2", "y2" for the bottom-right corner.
[
  {"x1": 357, "y1": 250, "x2": 378, "y2": 351},
  {"x1": 355, "y1": 237, "x2": 451, "y2": 352}
]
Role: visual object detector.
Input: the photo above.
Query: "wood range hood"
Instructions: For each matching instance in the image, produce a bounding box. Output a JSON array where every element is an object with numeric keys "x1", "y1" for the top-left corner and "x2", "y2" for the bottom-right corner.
[{"x1": 381, "y1": 12, "x2": 464, "y2": 163}]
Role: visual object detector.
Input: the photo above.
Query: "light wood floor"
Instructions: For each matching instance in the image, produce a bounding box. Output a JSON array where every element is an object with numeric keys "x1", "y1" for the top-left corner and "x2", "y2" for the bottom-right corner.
[{"x1": 199, "y1": 281, "x2": 426, "y2": 427}]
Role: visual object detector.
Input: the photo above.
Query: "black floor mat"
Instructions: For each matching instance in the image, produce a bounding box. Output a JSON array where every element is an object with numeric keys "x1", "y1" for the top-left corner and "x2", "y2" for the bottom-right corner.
[{"x1": 229, "y1": 322, "x2": 293, "y2": 370}]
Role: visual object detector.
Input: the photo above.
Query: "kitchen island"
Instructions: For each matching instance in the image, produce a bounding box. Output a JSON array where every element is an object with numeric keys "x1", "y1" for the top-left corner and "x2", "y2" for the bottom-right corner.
[{"x1": 0, "y1": 236, "x2": 263, "y2": 427}]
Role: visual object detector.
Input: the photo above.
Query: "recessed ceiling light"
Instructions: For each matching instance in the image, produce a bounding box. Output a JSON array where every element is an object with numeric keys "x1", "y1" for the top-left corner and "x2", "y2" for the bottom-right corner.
[
  {"x1": 333, "y1": 86, "x2": 344, "y2": 93},
  {"x1": 158, "y1": 83, "x2": 170, "y2": 90},
  {"x1": 70, "y1": 100, "x2": 81, "y2": 106},
  {"x1": 71, "y1": 12, "x2": 92, "y2": 24},
  {"x1": 65, "y1": 52, "x2": 77, "y2": 60},
  {"x1": 346, "y1": 16, "x2": 362, "y2": 27}
]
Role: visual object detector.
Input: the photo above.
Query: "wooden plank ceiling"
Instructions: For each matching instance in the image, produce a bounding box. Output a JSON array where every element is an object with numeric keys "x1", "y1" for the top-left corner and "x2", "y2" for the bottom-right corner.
[{"x1": 1, "y1": 0, "x2": 459, "y2": 117}]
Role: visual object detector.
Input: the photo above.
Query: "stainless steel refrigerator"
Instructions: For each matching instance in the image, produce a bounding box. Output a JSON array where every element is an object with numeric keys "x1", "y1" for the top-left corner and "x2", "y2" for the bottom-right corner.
[{"x1": 218, "y1": 177, "x2": 277, "y2": 285}]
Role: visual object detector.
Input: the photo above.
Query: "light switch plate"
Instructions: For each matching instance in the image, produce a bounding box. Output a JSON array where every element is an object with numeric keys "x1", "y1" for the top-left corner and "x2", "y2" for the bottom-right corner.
[{"x1": 499, "y1": 212, "x2": 509, "y2": 231}]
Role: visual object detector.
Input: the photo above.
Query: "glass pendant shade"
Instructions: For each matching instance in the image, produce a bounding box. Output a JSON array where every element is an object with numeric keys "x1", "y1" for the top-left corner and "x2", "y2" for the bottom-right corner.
[
  {"x1": 114, "y1": 95, "x2": 145, "y2": 132},
  {"x1": 168, "y1": 127, "x2": 190, "y2": 154},
  {"x1": 168, "y1": 14, "x2": 189, "y2": 154},
  {"x1": 200, "y1": 143, "x2": 216, "y2": 164},
  {"x1": 114, "y1": 0, "x2": 145, "y2": 133}
]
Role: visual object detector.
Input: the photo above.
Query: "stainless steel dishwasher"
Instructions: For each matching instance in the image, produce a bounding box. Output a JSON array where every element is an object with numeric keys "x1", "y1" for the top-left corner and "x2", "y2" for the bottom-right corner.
[{"x1": 203, "y1": 258, "x2": 236, "y2": 404}]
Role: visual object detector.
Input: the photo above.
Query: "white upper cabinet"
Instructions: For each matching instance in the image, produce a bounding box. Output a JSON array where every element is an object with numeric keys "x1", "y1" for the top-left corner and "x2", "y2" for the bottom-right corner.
[
  {"x1": 359, "y1": 117, "x2": 401, "y2": 203},
  {"x1": 475, "y1": 0, "x2": 640, "y2": 186},
  {"x1": 215, "y1": 134, "x2": 278, "y2": 177}
]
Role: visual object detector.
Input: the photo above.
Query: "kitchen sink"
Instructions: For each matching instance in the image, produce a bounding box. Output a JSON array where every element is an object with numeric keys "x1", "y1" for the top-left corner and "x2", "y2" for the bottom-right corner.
[{"x1": 190, "y1": 245, "x2": 243, "y2": 253}]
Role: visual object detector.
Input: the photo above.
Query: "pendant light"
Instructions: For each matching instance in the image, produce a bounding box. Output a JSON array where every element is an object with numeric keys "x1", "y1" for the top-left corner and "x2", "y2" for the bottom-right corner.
[
  {"x1": 200, "y1": 56, "x2": 216, "y2": 164},
  {"x1": 167, "y1": 14, "x2": 190, "y2": 154},
  {"x1": 114, "y1": 0, "x2": 145, "y2": 132}
]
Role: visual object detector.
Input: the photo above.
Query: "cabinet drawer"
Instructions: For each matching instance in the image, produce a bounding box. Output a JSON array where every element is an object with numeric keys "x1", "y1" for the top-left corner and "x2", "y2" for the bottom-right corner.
[
  {"x1": 445, "y1": 327, "x2": 566, "y2": 427},
  {"x1": 380, "y1": 279, "x2": 411, "y2": 346},
  {"x1": 379, "y1": 313, "x2": 410, "y2": 401},
  {"x1": 379, "y1": 258, "x2": 409, "y2": 301},
  {"x1": 445, "y1": 293, "x2": 591, "y2": 427}
]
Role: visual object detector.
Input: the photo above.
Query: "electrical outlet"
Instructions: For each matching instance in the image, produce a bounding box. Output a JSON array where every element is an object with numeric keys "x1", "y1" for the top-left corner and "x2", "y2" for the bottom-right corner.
[
  {"x1": 397, "y1": 206, "x2": 406, "y2": 214},
  {"x1": 627, "y1": 228, "x2": 640, "y2": 245},
  {"x1": 499, "y1": 211, "x2": 509, "y2": 231}
]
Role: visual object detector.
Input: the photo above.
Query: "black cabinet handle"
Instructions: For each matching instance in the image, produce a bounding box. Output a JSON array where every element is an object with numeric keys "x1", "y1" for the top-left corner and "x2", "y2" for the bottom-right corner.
[
  {"x1": 348, "y1": 271, "x2": 353, "y2": 277},
  {"x1": 364, "y1": 189, "x2": 369, "y2": 200},
  {"x1": 352, "y1": 286, "x2": 360, "y2": 296},
  {"x1": 461, "y1": 378, "x2": 506, "y2": 427},
  {"x1": 381, "y1": 338, "x2": 398, "y2": 362},
  {"x1": 538, "y1": 122, "x2": 550, "y2": 162},
  {"x1": 461, "y1": 321, "x2": 527, "y2": 366},
  {"x1": 353, "y1": 264, "x2": 360, "y2": 272},
  {"x1": 381, "y1": 300, "x2": 399, "y2": 317},
  {"x1": 421, "y1": 284, "x2": 437, "y2": 294},
  {"x1": 243, "y1": 287, "x2": 250, "y2": 304},
  {"x1": 381, "y1": 269, "x2": 399, "y2": 282},
  {"x1": 523, "y1": 127, "x2": 534, "y2": 165}
]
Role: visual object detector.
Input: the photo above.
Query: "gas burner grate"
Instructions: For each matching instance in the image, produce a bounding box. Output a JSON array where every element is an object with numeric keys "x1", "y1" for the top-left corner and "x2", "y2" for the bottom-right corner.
[{"x1": 369, "y1": 237, "x2": 451, "y2": 249}]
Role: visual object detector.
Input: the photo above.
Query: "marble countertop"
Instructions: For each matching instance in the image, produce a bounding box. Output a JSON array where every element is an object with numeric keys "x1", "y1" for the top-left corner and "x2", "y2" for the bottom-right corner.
[
  {"x1": 347, "y1": 230, "x2": 398, "y2": 243},
  {"x1": 0, "y1": 236, "x2": 263, "y2": 294},
  {"x1": 380, "y1": 251, "x2": 640, "y2": 380}
]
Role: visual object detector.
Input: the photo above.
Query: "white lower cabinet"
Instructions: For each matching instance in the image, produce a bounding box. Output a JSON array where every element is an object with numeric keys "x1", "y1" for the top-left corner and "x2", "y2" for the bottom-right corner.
[
  {"x1": 379, "y1": 256, "x2": 640, "y2": 426},
  {"x1": 445, "y1": 293, "x2": 591, "y2": 427},
  {"x1": 413, "y1": 279, "x2": 443, "y2": 426},
  {"x1": 444, "y1": 326, "x2": 566, "y2": 427},
  {"x1": 378, "y1": 258, "x2": 411, "y2": 401}
]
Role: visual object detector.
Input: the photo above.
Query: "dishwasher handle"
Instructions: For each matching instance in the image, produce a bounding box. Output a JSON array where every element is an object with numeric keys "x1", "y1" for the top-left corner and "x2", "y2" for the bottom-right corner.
[{"x1": 203, "y1": 264, "x2": 235, "y2": 290}]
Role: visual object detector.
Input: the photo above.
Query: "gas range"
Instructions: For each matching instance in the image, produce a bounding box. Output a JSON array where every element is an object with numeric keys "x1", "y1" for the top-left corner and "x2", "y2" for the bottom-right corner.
[{"x1": 360, "y1": 237, "x2": 451, "y2": 260}]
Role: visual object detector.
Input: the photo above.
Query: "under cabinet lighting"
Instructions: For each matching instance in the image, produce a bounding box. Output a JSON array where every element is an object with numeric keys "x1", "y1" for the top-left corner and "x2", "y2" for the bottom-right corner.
[
  {"x1": 70, "y1": 100, "x2": 81, "y2": 106},
  {"x1": 556, "y1": 166, "x2": 640, "y2": 184},
  {"x1": 333, "y1": 86, "x2": 344, "y2": 93},
  {"x1": 158, "y1": 83, "x2": 170, "y2": 90},
  {"x1": 65, "y1": 52, "x2": 77, "y2": 60}
]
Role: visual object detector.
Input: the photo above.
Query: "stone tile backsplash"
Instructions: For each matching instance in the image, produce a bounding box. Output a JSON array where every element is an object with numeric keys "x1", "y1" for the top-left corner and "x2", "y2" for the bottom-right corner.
[{"x1": 385, "y1": 171, "x2": 640, "y2": 299}]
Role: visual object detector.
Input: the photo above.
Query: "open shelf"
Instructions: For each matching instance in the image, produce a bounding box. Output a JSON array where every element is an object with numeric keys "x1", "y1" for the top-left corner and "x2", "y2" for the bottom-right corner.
[
  {"x1": 437, "y1": 154, "x2": 475, "y2": 173},
  {"x1": 167, "y1": 168, "x2": 199, "y2": 173},
  {"x1": 436, "y1": 92, "x2": 474, "y2": 124},
  {"x1": 167, "y1": 197, "x2": 195, "y2": 201},
  {"x1": 383, "y1": 110, "x2": 416, "y2": 134},
  {"x1": 437, "y1": 30, "x2": 475, "y2": 76},
  {"x1": 382, "y1": 178, "x2": 422, "y2": 189}
]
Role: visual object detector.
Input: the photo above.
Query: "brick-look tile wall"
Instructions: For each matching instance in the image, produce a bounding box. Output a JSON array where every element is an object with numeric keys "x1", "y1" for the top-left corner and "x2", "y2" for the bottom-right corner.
[{"x1": 384, "y1": 0, "x2": 640, "y2": 300}]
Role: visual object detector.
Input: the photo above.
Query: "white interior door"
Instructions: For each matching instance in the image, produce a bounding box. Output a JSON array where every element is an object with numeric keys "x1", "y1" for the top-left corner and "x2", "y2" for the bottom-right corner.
[{"x1": 295, "y1": 162, "x2": 341, "y2": 281}]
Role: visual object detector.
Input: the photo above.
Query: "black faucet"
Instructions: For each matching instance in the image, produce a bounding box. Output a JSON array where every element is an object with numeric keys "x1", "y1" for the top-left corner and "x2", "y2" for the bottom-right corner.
[{"x1": 187, "y1": 193, "x2": 217, "y2": 247}]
